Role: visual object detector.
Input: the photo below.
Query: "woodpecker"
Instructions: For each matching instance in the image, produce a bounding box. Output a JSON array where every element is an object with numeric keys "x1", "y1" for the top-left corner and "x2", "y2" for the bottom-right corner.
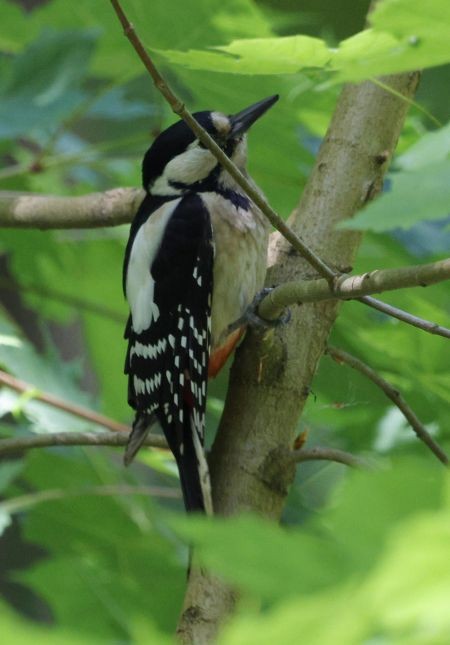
[{"x1": 123, "y1": 95, "x2": 279, "y2": 514}]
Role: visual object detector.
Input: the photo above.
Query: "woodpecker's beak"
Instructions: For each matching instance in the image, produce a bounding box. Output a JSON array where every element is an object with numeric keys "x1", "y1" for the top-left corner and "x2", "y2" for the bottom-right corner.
[{"x1": 229, "y1": 95, "x2": 279, "y2": 137}]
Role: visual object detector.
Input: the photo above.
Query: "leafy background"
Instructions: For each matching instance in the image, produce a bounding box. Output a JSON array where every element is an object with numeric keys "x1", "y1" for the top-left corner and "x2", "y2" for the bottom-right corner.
[{"x1": 0, "y1": 0, "x2": 449, "y2": 642}]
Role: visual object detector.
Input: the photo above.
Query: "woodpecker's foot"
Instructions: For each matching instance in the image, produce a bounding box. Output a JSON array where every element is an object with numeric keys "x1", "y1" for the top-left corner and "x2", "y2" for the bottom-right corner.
[{"x1": 228, "y1": 288, "x2": 291, "y2": 334}]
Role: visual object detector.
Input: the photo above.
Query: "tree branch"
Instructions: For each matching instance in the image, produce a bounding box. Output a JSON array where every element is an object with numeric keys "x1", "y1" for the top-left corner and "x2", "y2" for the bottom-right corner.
[
  {"x1": 357, "y1": 295, "x2": 450, "y2": 339},
  {"x1": 0, "y1": 369, "x2": 133, "y2": 436},
  {"x1": 0, "y1": 430, "x2": 167, "y2": 457},
  {"x1": 292, "y1": 446, "x2": 370, "y2": 469},
  {"x1": 0, "y1": 188, "x2": 143, "y2": 229},
  {"x1": 326, "y1": 345, "x2": 449, "y2": 466},
  {"x1": 261, "y1": 258, "x2": 450, "y2": 314},
  {"x1": 259, "y1": 258, "x2": 450, "y2": 339},
  {"x1": 0, "y1": 430, "x2": 366, "y2": 473}
]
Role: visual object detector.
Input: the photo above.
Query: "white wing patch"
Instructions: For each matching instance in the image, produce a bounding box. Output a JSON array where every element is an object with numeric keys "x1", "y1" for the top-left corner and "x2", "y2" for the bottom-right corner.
[{"x1": 126, "y1": 199, "x2": 181, "y2": 333}]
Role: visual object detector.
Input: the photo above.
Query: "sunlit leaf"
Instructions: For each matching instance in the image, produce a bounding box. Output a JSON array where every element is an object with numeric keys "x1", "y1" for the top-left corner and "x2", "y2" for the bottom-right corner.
[{"x1": 158, "y1": 0, "x2": 450, "y2": 81}]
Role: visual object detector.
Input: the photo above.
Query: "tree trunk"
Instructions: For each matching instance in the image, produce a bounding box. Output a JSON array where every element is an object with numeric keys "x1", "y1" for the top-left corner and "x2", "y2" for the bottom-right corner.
[{"x1": 177, "y1": 72, "x2": 421, "y2": 644}]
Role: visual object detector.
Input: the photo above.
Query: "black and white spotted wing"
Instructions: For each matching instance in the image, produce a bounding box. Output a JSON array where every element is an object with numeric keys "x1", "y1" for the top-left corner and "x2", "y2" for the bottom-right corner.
[{"x1": 123, "y1": 193, "x2": 214, "y2": 513}]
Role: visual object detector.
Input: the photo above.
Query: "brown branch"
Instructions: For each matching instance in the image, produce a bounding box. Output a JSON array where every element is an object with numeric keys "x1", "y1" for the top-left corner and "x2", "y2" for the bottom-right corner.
[
  {"x1": 0, "y1": 188, "x2": 143, "y2": 229},
  {"x1": 0, "y1": 369, "x2": 131, "y2": 435},
  {"x1": 0, "y1": 430, "x2": 364, "y2": 472},
  {"x1": 326, "y1": 345, "x2": 449, "y2": 466},
  {"x1": 258, "y1": 258, "x2": 450, "y2": 339},
  {"x1": 292, "y1": 446, "x2": 370, "y2": 469},
  {"x1": 0, "y1": 430, "x2": 167, "y2": 457},
  {"x1": 260, "y1": 258, "x2": 450, "y2": 314}
]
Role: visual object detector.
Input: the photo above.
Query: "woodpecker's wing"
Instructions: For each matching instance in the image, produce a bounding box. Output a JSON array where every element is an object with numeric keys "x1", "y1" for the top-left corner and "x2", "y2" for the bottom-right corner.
[{"x1": 124, "y1": 193, "x2": 214, "y2": 513}]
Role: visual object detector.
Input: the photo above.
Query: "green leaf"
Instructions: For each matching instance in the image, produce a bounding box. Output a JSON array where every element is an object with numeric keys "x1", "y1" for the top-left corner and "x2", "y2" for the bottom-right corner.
[
  {"x1": 16, "y1": 451, "x2": 185, "y2": 638},
  {"x1": 0, "y1": 29, "x2": 97, "y2": 140},
  {"x1": 224, "y1": 505, "x2": 450, "y2": 644},
  {"x1": 171, "y1": 460, "x2": 443, "y2": 602},
  {"x1": 333, "y1": 0, "x2": 450, "y2": 82},
  {"x1": 157, "y1": 0, "x2": 450, "y2": 81},
  {"x1": 5, "y1": 0, "x2": 272, "y2": 78},
  {"x1": 157, "y1": 35, "x2": 331, "y2": 75},
  {"x1": 396, "y1": 120, "x2": 450, "y2": 170},
  {"x1": 341, "y1": 160, "x2": 450, "y2": 231}
]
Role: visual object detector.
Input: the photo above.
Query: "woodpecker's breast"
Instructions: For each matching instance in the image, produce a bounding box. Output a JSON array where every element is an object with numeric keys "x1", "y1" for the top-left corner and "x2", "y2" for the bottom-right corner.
[{"x1": 200, "y1": 191, "x2": 269, "y2": 349}]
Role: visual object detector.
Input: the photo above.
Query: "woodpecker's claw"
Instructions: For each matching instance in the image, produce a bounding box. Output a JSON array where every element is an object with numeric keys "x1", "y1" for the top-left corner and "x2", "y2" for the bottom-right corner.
[{"x1": 228, "y1": 287, "x2": 291, "y2": 334}]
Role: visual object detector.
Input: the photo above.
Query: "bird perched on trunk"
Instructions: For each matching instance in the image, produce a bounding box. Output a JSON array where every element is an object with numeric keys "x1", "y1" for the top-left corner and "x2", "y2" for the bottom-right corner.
[{"x1": 123, "y1": 95, "x2": 279, "y2": 514}]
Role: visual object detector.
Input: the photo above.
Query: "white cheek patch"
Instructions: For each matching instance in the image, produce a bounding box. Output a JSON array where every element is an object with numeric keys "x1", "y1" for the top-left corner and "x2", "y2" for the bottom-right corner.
[
  {"x1": 152, "y1": 146, "x2": 218, "y2": 195},
  {"x1": 126, "y1": 199, "x2": 181, "y2": 333},
  {"x1": 167, "y1": 145, "x2": 218, "y2": 183}
]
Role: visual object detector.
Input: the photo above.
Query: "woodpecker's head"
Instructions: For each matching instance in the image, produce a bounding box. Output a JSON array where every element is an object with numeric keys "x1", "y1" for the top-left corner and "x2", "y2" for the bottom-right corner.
[{"x1": 142, "y1": 95, "x2": 278, "y2": 196}]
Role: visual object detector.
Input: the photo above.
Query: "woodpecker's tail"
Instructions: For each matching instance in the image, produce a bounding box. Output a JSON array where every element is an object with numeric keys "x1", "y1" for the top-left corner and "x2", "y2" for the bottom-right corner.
[
  {"x1": 124, "y1": 412, "x2": 156, "y2": 466},
  {"x1": 172, "y1": 403, "x2": 212, "y2": 514},
  {"x1": 125, "y1": 409, "x2": 212, "y2": 514}
]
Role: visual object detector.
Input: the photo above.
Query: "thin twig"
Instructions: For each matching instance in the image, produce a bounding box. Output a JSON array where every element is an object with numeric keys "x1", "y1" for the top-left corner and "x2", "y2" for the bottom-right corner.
[
  {"x1": 357, "y1": 295, "x2": 450, "y2": 339},
  {"x1": 0, "y1": 369, "x2": 131, "y2": 435},
  {"x1": 326, "y1": 345, "x2": 449, "y2": 466},
  {"x1": 0, "y1": 430, "x2": 167, "y2": 457},
  {"x1": 292, "y1": 446, "x2": 370, "y2": 469}
]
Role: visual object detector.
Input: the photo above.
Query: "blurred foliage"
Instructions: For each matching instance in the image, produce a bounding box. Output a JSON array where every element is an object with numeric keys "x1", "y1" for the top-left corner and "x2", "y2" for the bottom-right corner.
[{"x1": 0, "y1": 0, "x2": 449, "y2": 642}]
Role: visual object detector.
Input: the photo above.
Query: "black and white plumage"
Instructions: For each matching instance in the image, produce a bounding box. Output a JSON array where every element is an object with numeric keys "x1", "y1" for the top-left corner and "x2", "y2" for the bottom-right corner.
[{"x1": 123, "y1": 96, "x2": 278, "y2": 513}]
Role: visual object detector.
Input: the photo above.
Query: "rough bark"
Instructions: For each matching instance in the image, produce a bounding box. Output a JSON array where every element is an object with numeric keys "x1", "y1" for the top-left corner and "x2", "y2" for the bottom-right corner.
[{"x1": 177, "y1": 72, "x2": 421, "y2": 643}]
